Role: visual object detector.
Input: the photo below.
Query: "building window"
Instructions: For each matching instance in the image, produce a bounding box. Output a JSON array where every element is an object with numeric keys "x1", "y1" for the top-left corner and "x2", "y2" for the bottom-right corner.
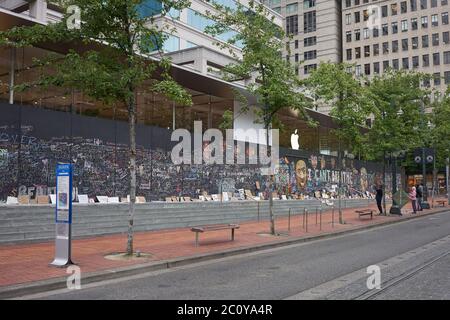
[
  {"x1": 402, "y1": 57, "x2": 410, "y2": 69},
  {"x1": 413, "y1": 56, "x2": 420, "y2": 68},
  {"x1": 402, "y1": 38, "x2": 409, "y2": 51},
  {"x1": 355, "y1": 11, "x2": 361, "y2": 23},
  {"x1": 431, "y1": 0, "x2": 438, "y2": 7},
  {"x1": 382, "y1": 5, "x2": 388, "y2": 18},
  {"x1": 373, "y1": 27, "x2": 379, "y2": 37},
  {"x1": 393, "y1": 59, "x2": 399, "y2": 70},
  {"x1": 356, "y1": 47, "x2": 361, "y2": 59},
  {"x1": 382, "y1": 23, "x2": 389, "y2": 35},
  {"x1": 444, "y1": 51, "x2": 450, "y2": 64},
  {"x1": 364, "y1": 63, "x2": 371, "y2": 75},
  {"x1": 346, "y1": 31, "x2": 352, "y2": 42},
  {"x1": 420, "y1": 0, "x2": 428, "y2": 9},
  {"x1": 411, "y1": 0, "x2": 418, "y2": 11},
  {"x1": 383, "y1": 42, "x2": 389, "y2": 54},
  {"x1": 401, "y1": 20, "x2": 408, "y2": 32},
  {"x1": 373, "y1": 43, "x2": 380, "y2": 56},
  {"x1": 286, "y1": 15, "x2": 299, "y2": 35},
  {"x1": 421, "y1": 16, "x2": 428, "y2": 28},
  {"x1": 295, "y1": 40, "x2": 299, "y2": 49},
  {"x1": 304, "y1": 36, "x2": 317, "y2": 47},
  {"x1": 431, "y1": 14, "x2": 439, "y2": 27},
  {"x1": 304, "y1": 64, "x2": 317, "y2": 74},
  {"x1": 355, "y1": 65, "x2": 362, "y2": 77},
  {"x1": 444, "y1": 31, "x2": 450, "y2": 44},
  {"x1": 364, "y1": 45, "x2": 370, "y2": 57},
  {"x1": 412, "y1": 37, "x2": 419, "y2": 49},
  {"x1": 346, "y1": 48, "x2": 353, "y2": 60},
  {"x1": 442, "y1": 12, "x2": 449, "y2": 25},
  {"x1": 364, "y1": 28, "x2": 370, "y2": 39},
  {"x1": 423, "y1": 54, "x2": 430, "y2": 67},
  {"x1": 346, "y1": 13, "x2": 352, "y2": 25},
  {"x1": 412, "y1": 18, "x2": 418, "y2": 30},
  {"x1": 304, "y1": 0, "x2": 316, "y2": 9},
  {"x1": 393, "y1": 40, "x2": 399, "y2": 52},
  {"x1": 445, "y1": 71, "x2": 450, "y2": 84},
  {"x1": 391, "y1": 3, "x2": 398, "y2": 15},
  {"x1": 392, "y1": 22, "x2": 398, "y2": 34},
  {"x1": 422, "y1": 35, "x2": 429, "y2": 47},
  {"x1": 401, "y1": 1, "x2": 408, "y2": 13},
  {"x1": 432, "y1": 33, "x2": 440, "y2": 46},
  {"x1": 355, "y1": 29, "x2": 361, "y2": 41},
  {"x1": 304, "y1": 50, "x2": 317, "y2": 60},
  {"x1": 434, "y1": 73, "x2": 441, "y2": 86},
  {"x1": 286, "y1": 3, "x2": 298, "y2": 14},
  {"x1": 433, "y1": 52, "x2": 440, "y2": 65},
  {"x1": 304, "y1": 11, "x2": 316, "y2": 33},
  {"x1": 374, "y1": 62, "x2": 380, "y2": 74},
  {"x1": 383, "y1": 60, "x2": 390, "y2": 71}
]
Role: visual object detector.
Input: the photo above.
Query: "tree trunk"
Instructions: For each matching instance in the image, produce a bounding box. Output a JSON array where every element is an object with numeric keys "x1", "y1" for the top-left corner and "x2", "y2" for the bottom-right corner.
[
  {"x1": 338, "y1": 137, "x2": 343, "y2": 224},
  {"x1": 382, "y1": 153, "x2": 387, "y2": 215},
  {"x1": 266, "y1": 123, "x2": 275, "y2": 235},
  {"x1": 126, "y1": 96, "x2": 137, "y2": 256}
]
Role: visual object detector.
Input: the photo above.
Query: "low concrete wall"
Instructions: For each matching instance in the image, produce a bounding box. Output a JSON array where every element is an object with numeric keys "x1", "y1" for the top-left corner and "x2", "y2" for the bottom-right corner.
[{"x1": 0, "y1": 199, "x2": 376, "y2": 244}]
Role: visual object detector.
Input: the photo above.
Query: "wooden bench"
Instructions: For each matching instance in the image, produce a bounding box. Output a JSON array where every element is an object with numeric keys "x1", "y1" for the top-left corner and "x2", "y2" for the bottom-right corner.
[
  {"x1": 436, "y1": 200, "x2": 447, "y2": 207},
  {"x1": 356, "y1": 209, "x2": 373, "y2": 220},
  {"x1": 191, "y1": 224, "x2": 240, "y2": 247}
]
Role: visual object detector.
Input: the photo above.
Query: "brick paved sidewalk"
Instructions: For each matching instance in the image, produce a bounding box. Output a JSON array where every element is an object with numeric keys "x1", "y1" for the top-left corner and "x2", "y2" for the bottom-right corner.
[{"x1": 0, "y1": 202, "x2": 447, "y2": 288}]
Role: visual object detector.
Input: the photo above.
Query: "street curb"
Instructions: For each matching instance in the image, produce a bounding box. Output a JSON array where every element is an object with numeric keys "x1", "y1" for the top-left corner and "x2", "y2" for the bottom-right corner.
[{"x1": 0, "y1": 207, "x2": 448, "y2": 299}]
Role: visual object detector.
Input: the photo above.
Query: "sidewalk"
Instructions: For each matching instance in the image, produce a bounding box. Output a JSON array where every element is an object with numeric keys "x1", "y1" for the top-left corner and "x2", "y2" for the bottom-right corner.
[{"x1": 0, "y1": 201, "x2": 448, "y2": 290}]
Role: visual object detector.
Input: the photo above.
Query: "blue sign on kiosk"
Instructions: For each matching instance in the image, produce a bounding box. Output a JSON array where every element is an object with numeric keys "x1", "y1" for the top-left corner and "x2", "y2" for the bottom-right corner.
[{"x1": 51, "y1": 163, "x2": 74, "y2": 267}]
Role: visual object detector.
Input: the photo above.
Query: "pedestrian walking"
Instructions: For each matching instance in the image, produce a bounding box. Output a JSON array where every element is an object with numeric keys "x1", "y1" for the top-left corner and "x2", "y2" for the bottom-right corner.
[
  {"x1": 375, "y1": 184, "x2": 383, "y2": 215},
  {"x1": 408, "y1": 186, "x2": 417, "y2": 214},
  {"x1": 416, "y1": 183, "x2": 424, "y2": 211}
]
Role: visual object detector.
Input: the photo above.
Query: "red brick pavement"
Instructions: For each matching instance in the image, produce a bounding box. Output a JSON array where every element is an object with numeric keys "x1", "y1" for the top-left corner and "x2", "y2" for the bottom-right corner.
[{"x1": 0, "y1": 202, "x2": 447, "y2": 288}]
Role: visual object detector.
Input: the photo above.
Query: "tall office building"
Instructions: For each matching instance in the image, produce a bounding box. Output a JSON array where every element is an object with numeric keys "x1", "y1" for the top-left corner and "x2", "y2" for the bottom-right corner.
[
  {"x1": 263, "y1": 0, "x2": 342, "y2": 113},
  {"x1": 342, "y1": 0, "x2": 450, "y2": 97},
  {"x1": 263, "y1": 0, "x2": 342, "y2": 75}
]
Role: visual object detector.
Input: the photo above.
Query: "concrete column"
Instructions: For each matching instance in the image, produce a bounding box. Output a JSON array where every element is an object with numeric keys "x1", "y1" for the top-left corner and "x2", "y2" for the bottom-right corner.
[
  {"x1": 9, "y1": 47, "x2": 16, "y2": 105},
  {"x1": 29, "y1": 0, "x2": 48, "y2": 22}
]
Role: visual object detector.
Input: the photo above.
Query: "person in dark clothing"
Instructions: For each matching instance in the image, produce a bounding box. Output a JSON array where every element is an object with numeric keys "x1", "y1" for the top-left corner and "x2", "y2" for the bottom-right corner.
[
  {"x1": 416, "y1": 183, "x2": 423, "y2": 211},
  {"x1": 375, "y1": 184, "x2": 383, "y2": 214}
]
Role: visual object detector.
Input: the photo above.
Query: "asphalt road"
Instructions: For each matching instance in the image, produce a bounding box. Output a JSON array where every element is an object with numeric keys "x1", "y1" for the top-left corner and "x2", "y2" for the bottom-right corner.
[{"x1": 28, "y1": 210, "x2": 450, "y2": 300}]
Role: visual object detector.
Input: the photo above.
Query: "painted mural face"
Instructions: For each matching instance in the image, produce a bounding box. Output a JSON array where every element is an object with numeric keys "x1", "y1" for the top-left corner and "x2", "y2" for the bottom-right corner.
[
  {"x1": 360, "y1": 167, "x2": 368, "y2": 192},
  {"x1": 295, "y1": 160, "x2": 307, "y2": 189},
  {"x1": 310, "y1": 156, "x2": 318, "y2": 169},
  {"x1": 320, "y1": 156, "x2": 326, "y2": 170}
]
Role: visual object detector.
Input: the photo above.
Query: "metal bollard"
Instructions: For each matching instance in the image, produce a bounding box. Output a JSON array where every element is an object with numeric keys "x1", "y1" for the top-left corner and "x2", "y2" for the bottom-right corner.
[
  {"x1": 305, "y1": 208, "x2": 308, "y2": 232},
  {"x1": 332, "y1": 205, "x2": 335, "y2": 228},
  {"x1": 288, "y1": 208, "x2": 291, "y2": 232},
  {"x1": 320, "y1": 207, "x2": 322, "y2": 231},
  {"x1": 257, "y1": 201, "x2": 260, "y2": 222},
  {"x1": 302, "y1": 208, "x2": 306, "y2": 229},
  {"x1": 315, "y1": 207, "x2": 318, "y2": 225}
]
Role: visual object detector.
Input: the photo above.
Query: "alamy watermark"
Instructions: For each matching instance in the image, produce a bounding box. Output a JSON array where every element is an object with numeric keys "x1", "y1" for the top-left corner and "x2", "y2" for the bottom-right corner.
[
  {"x1": 171, "y1": 121, "x2": 279, "y2": 176},
  {"x1": 66, "y1": 265, "x2": 81, "y2": 290},
  {"x1": 366, "y1": 265, "x2": 381, "y2": 290}
]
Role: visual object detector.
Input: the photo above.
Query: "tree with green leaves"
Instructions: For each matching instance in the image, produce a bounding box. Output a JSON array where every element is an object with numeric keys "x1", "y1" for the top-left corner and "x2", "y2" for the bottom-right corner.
[
  {"x1": 364, "y1": 70, "x2": 429, "y2": 213},
  {"x1": 0, "y1": 0, "x2": 192, "y2": 255},
  {"x1": 204, "y1": 0, "x2": 311, "y2": 235},
  {"x1": 430, "y1": 88, "x2": 450, "y2": 183},
  {"x1": 306, "y1": 62, "x2": 372, "y2": 223}
]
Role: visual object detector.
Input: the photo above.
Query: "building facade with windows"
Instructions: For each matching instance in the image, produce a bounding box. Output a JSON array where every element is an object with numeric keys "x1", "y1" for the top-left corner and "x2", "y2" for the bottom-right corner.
[
  {"x1": 342, "y1": 0, "x2": 450, "y2": 95},
  {"x1": 264, "y1": 0, "x2": 342, "y2": 79}
]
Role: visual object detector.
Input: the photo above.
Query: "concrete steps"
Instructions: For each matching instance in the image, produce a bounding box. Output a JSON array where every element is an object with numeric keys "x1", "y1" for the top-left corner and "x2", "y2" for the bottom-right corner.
[{"x1": 0, "y1": 199, "x2": 374, "y2": 244}]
